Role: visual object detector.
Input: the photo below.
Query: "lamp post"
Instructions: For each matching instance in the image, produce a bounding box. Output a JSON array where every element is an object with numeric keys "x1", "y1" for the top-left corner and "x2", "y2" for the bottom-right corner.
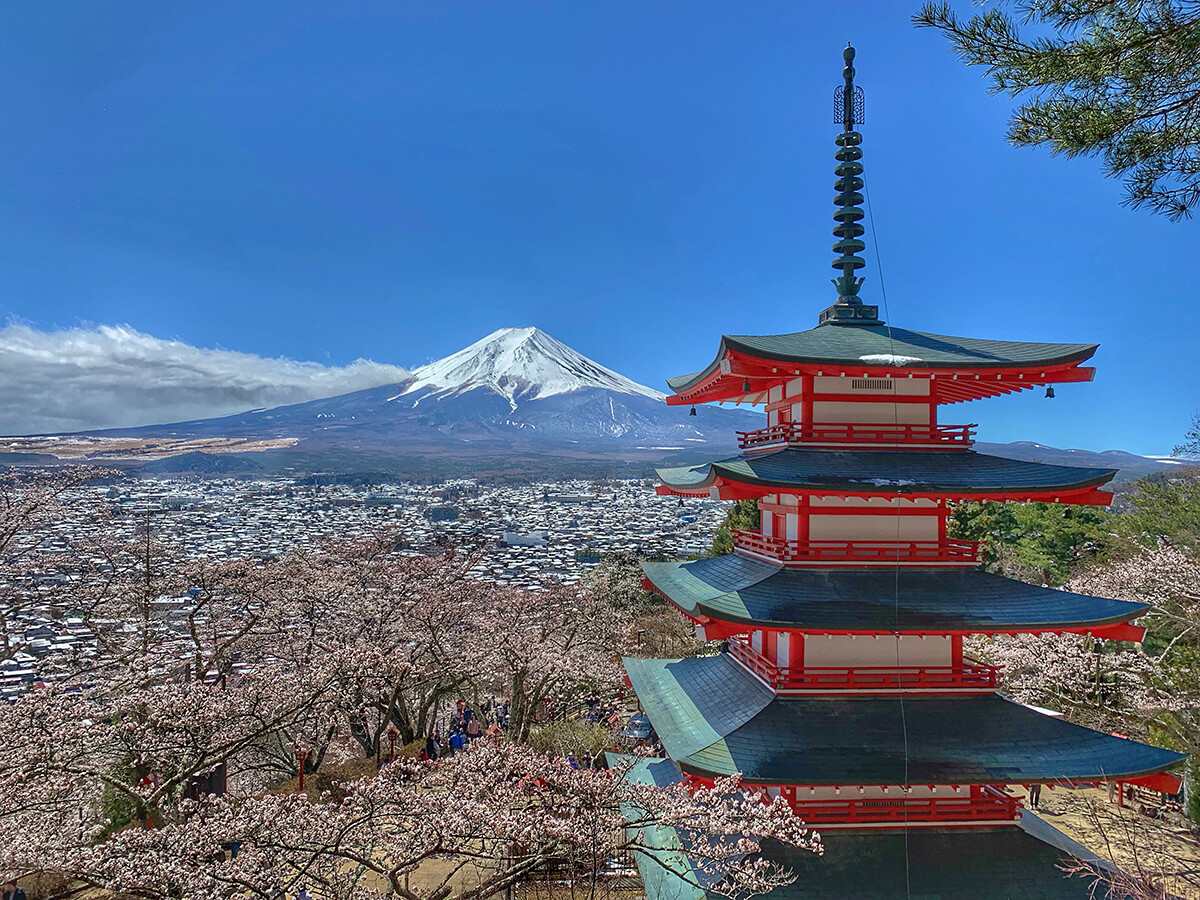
[
  {"x1": 296, "y1": 747, "x2": 309, "y2": 793},
  {"x1": 387, "y1": 725, "x2": 399, "y2": 762}
]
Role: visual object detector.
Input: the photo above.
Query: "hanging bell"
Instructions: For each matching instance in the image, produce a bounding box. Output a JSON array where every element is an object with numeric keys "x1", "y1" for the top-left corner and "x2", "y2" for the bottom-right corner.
[
  {"x1": 1044, "y1": 386, "x2": 1055, "y2": 399},
  {"x1": 689, "y1": 406, "x2": 697, "y2": 416},
  {"x1": 742, "y1": 379, "x2": 751, "y2": 393}
]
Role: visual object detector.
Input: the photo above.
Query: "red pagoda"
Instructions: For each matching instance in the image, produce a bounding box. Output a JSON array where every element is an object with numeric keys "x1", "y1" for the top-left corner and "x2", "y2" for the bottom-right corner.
[{"x1": 622, "y1": 45, "x2": 1184, "y2": 899}]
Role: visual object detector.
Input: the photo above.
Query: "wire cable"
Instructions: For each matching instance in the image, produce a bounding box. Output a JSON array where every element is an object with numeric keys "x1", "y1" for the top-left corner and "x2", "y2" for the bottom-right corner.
[{"x1": 865, "y1": 180, "x2": 912, "y2": 900}]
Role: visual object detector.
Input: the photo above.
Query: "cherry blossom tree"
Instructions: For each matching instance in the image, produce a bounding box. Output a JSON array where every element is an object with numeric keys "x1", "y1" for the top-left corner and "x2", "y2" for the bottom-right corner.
[
  {"x1": 970, "y1": 544, "x2": 1200, "y2": 753},
  {"x1": 0, "y1": 472, "x2": 819, "y2": 899},
  {"x1": 3, "y1": 742, "x2": 817, "y2": 900},
  {"x1": 471, "y1": 582, "x2": 630, "y2": 742}
]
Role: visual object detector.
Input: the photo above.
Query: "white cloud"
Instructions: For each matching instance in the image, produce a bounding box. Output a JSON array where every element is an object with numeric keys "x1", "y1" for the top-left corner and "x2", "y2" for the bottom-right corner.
[{"x1": 0, "y1": 323, "x2": 410, "y2": 435}]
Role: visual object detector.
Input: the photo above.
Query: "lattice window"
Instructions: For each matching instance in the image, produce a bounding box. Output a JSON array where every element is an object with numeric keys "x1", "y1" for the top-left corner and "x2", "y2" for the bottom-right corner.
[{"x1": 850, "y1": 378, "x2": 894, "y2": 391}]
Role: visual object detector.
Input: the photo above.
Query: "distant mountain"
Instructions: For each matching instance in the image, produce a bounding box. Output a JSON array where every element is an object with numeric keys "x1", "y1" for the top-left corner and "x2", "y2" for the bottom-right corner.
[
  {"x1": 87, "y1": 326, "x2": 760, "y2": 459},
  {"x1": 0, "y1": 327, "x2": 1185, "y2": 482},
  {"x1": 403, "y1": 326, "x2": 665, "y2": 406},
  {"x1": 974, "y1": 441, "x2": 1191, "y2": 483}
]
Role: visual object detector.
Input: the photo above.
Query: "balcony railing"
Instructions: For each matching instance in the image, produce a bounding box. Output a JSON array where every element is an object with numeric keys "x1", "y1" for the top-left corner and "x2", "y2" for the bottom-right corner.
[
  {"x1": 737, "y1": 422, "x2": 976, "y2": 450},
  {"x1": 728, "y1": 636, "x2": 1002, "y2": 693},
  {"x1": 732, "y1": 530, "x2": 982, "y2": 566},
  {"x1": 787, "y1": 786, "x2": 1019, "y2": 827}
]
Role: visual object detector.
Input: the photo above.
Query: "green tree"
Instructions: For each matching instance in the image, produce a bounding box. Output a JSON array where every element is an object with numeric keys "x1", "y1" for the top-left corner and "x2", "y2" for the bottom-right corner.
[
  {"x1": 915, "y1": 1, "x2": 1200, "y2": 219},
  {"x1": 1120, "y1": 470, "x2": 1200, "y2": 552},
  {"x1": 708, "y1": 498, "x2": 761, "y2": 557},
  {"x1": 947, "y1": 499, "x2": 1112, "y2": 585},
  {"x1": 1175, "y1": 411, "x2": 1200, "y2": 457}
]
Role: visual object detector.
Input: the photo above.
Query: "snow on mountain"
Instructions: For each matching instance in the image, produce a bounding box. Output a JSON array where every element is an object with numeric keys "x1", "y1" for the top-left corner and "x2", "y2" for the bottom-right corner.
[{"x1": 398, "y1": 326, "x2": 665, "y2": 409}]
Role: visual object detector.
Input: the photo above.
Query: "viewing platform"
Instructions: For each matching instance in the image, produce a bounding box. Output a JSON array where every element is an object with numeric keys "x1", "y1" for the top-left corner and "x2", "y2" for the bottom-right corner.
[
  {"x1": 732, "y1": 530, "x2": 983, "y2": 566},
  {"x1": 728, "y1": 636, "x2": 1001, "y2": 694},
  {"x1": 737, "y1": 422, "x2": 976, "y2": 451}
]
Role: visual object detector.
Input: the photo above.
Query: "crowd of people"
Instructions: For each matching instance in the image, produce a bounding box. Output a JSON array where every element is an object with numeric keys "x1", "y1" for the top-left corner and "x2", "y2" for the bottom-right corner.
[{"x1": 421, "y1": 697, "x2": 509, "y2": 761}]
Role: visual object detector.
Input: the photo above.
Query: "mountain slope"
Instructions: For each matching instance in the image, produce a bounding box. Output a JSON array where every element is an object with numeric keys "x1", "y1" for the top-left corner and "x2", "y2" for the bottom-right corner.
[
  {"x1": 87, "y1": 327, "x2": 758, "y2": 456},
  {"x1": 2, "y1": 326, "x2": 1181, "y2": 481},
  {"x1": 400, "y1": 326, "x2": 665, "y2": 407}
]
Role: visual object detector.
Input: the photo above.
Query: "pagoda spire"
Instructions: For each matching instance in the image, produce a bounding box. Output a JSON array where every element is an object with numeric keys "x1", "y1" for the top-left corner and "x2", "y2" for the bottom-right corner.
[{"x1": 819, "y1": 43, "x2": 882, "y2": 326}]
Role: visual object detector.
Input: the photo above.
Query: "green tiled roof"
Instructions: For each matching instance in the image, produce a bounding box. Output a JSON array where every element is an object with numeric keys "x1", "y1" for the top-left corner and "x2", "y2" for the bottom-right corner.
[
  {"x1": 666, "y1": 323, "x2": 1098, "y2": 393},
  {"x1": 616, "y1": 755, "x2": 1110, "y2": 900},
  {"x1": 726, "y1": 827, "x2": 1104, "y2": 900},
  {"x1": 656, "y1": 447, "x2": 1115, "y2": 495},
  {"x1": 625, "y1": 655, "x2": 1184, "y2": 785},
  {"x1": 641, "y1": 556, "x2": 1148, "y2": 631}
]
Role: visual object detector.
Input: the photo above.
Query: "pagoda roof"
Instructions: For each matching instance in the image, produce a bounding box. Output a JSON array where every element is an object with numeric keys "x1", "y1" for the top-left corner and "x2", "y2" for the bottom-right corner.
[
  {"x1": 666, "y1": 323, "x2": 1097, "y2": 398},
  {"x1": 641, "y1": 555, "x2": 1147, "y2": 635},
  {"x1": 656, "y1": 447, "x2": 1115, "y2": 503},
  {"x1": 624, "y1": 655, "x2": 1184, "y2": 785},
  {"x1": 617, "y1": 755, "x2": 1113, "y2": 900}
]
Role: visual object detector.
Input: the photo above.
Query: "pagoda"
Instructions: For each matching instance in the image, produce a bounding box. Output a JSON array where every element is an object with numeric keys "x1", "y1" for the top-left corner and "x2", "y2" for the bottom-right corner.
[{"x1": 622, "y1": 45, "x2": 1184, "y2": 899}]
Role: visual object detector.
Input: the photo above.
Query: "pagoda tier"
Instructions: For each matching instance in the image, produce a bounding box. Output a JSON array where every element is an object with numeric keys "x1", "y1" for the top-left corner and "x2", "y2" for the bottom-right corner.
[
  {"x1": 664, "y1": 325, "x2": 1098, "y2": 407},
  {"x1": 623, "y1": 756, "x2": 1115, "y2": 900},
  {"x1": 620, "y1": 43, "x2": 1181, "y2": 897},
  {"x1": 626, "y1": 655, "x2": 1184, "y2": 787},
  {"x1": 640, "y1": 556, "x2": 1148, "y2": 639},
  {"x1": 655, "y1": 448, "x2": 1115, "y2": 505}
]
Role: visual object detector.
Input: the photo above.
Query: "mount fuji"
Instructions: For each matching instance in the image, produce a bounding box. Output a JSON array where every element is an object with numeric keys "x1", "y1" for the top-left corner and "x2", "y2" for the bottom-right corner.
[
  {"x1": 60, "y1": 327, "x2": 759, "y2": 471},
  {"x1": 1, "y1": 326, "x2": 1183, "y2": 480},
  {"x1": 402, "y1": 326, "x2": 666, "y2": 408}
]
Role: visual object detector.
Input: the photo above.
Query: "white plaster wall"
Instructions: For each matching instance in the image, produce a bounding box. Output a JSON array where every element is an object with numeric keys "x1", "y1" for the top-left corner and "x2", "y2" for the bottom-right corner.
[
  {"x1": 803, "y1": 634, "x2": 952, "y2": 667},
  {"x1": 808, "y1": 515, "x2": 939, "y2": 541},
  {"x1": 811, "y1": 401, "x2": 930, "y2": 424},
  {"x1": 813, "y1": 376, "x2": 930, "y2": 396},
  {"x1": 784, "y1": 513, "x2": 799, "y2": 541}
]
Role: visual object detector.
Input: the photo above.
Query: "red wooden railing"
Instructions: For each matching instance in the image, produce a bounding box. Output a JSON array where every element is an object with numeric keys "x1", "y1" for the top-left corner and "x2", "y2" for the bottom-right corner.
[
  {"x1": 733, "y1": 530, "x2": 982, "y2": 566},
  {"x1": 727, "y1": 636, "x2": 1002, "y2": 692},
  {"x1": 787, "y1": 786, "x2": 1019, "y2": 826},
  {"x1": 737, "y1": 422, "x2": 976, "y2": 450}
]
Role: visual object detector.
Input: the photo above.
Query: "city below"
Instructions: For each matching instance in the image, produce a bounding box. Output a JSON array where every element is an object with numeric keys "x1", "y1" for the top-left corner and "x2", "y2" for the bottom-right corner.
[{"x1": 0, "y1": 475, "x2": 726, "y2": 702}]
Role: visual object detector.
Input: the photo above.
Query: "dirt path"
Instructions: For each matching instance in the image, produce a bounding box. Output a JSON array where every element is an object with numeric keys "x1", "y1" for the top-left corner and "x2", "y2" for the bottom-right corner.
[{"x1": 1017, "y1": 785, "x2": 1200, "y2": 900}]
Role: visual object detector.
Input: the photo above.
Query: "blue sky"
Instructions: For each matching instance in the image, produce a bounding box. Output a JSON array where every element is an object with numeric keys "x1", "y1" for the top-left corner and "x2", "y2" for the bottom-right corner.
[{"x1": 0, "y1": 1, "x2": 1194, "y2": 453}]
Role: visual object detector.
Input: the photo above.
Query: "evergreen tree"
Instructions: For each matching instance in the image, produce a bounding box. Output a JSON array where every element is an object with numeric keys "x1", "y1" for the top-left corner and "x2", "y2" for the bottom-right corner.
[
  {"x1": 947, "y1": 499, "x2": 1111, "y2": 585},
  {"x1": 915, "y1": 1, "x2": 1200, "y2": 219},
  {"x1": 709, "y1": 498, "x2": 761, "y2": 557},
  {"x1": 1175, "y1": 411, "x2": 1200, "y2": 457}
]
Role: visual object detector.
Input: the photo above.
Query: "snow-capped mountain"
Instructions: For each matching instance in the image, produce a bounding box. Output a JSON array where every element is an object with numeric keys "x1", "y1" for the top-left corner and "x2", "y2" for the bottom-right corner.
[
  {"x1": 84, "y1": 327, "x2": 760, "y2": 463},
  {"x1": 5, "y1": 326, "x2": 1183, "y2": 480},
  {"x1": 400, "y1": 327, "x2": 665, "y2": 408}
]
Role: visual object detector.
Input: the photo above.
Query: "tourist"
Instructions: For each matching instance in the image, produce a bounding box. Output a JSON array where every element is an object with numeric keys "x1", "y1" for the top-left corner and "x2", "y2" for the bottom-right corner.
[
  {"x1": 466, "y1": 715, "x2": 482, "y2": 742},
  {"x1": 448, "y1": 728, "x2": 465, "y2": 755},
  {"x1": 295, "y1": 887, "x2": 313, "y2": 900},
  {"x1": 1028, "y1": 783, "x2": 1041, "y2": 809},
  {"x1": 424, "y1": 732, "x2": 440, "y2": 761}
]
